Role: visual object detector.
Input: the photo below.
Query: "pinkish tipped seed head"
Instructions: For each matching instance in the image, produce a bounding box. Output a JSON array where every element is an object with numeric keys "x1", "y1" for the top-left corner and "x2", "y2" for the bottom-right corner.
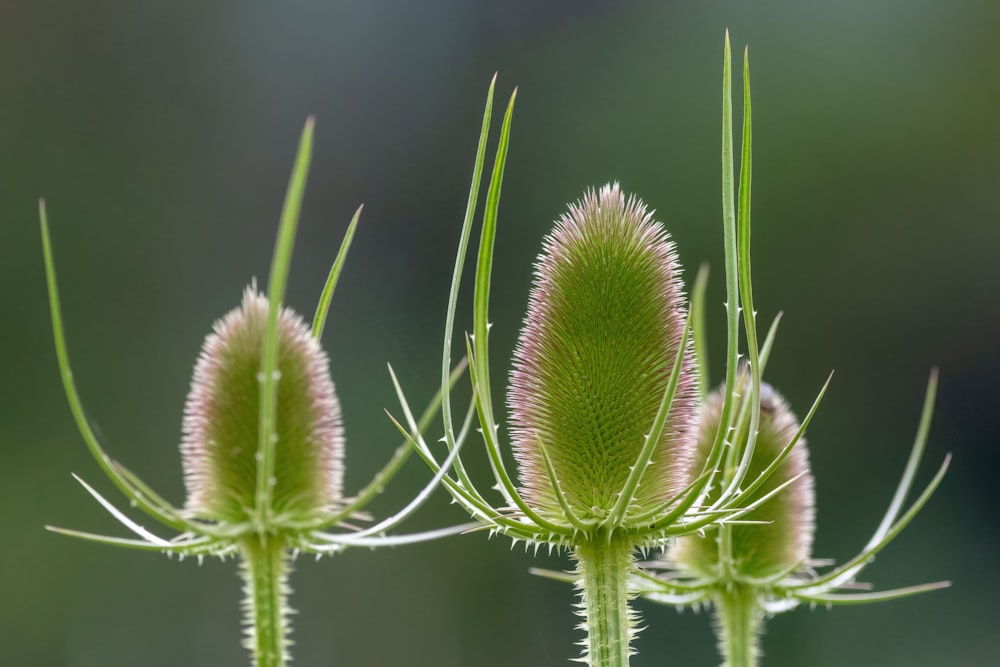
[
  {"x1": 670, "y1": 382, "x2": 816, "y2": 579},
  {"x1": 181, "y1": 286, "x2": 344, "y2": 524},
  {"x1": 507, "y1": 183, "x2": 698, "y2": 523}
]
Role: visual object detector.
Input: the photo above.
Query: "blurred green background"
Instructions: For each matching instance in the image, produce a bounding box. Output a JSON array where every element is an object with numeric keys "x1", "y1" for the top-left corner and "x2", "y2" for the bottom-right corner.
[{"x1": 2, "y1": 1, "x2": 997, "y2": 665}]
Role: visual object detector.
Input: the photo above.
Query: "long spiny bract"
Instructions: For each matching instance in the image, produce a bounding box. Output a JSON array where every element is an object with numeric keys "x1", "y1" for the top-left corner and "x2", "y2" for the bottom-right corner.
[
  {"x1": 182, "y1": 286, "x2": 344, "y2": 525},
  {"x1": 508, "y1": 182, "x2": 698, "y2": 525}
]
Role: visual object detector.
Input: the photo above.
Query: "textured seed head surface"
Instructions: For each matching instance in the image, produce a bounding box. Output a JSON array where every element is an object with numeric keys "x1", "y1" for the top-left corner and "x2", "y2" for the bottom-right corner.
[
  {"x1": 507, "y1": 183, "x2": 698, "y2": 522},
  {"x1": 181, "y1": 286, "x2": 343, "y2": 524},
  {"x1": 671, "y1": 381, "x2": 815, "y2": 579}
]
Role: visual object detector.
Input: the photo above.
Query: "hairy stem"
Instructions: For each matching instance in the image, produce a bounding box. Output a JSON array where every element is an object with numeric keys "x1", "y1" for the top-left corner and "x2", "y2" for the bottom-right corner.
[
  {"x1": 240, "y1": 535, "x2": 292, "y2": 667},
  {"x1": 715, "y1": 583, "x2": 762, "y2": 667},
  {"x1": 575, "y1": 532, "x2": 635, "y2": 667}
]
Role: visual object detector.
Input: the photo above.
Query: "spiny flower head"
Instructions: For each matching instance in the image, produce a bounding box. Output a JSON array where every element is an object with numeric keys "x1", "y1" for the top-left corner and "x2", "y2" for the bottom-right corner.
[
  {"x1": 507, "y1": 182, "x2": 698, "y2": 524},
  {"x1": 670, "y1": 381, "x2": 815, "y2": 580},
  {"x1": 636, "y1": 371, "x2": 950, "y2": 664},
  {"x1": 44, "y1": 119, "x2": 476, "y2": 667},
  {"x1": 182, "y1": 286, "x2": 344, "y2": 525}
]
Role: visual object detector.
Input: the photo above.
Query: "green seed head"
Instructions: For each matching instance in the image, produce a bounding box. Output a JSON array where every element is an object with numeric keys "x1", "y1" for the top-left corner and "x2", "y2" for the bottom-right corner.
[
  {"x1": 181, "y1": 286, "x2": 344, "y2": 524},
  {"x1": 507, "y1": 183, "x2": 698, "y2": 523},
  {"x1": 671, "y1": 382, "x2": 815, "y2": 580}
]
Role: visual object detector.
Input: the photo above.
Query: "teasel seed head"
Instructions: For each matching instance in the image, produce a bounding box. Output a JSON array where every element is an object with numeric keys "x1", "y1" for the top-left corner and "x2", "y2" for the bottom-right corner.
[
  {"x1": 182, "y1": 286, "x2": 344, "y2": 524},
  {"x1": 507, "y1": 182, "x2": 698, "y2": 523},
  {"x1": 671, "y1": 381, "x2": 815, "y2": 579}
]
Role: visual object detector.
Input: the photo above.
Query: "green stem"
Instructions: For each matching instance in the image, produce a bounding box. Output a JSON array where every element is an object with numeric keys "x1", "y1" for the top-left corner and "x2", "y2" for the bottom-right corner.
[
  {"x1": 240, "y1": 535, "x2": 292, "y2": 667},
  {"x1": 575, "y1": 533, "x2": 635, "y2": 667},
  {"x1": 715, "y1": 583, "x2": 762, "y2": 667}
]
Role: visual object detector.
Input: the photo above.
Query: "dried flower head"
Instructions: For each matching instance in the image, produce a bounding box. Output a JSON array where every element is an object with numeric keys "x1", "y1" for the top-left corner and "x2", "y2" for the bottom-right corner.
[
  {"x1": 508, "y1": 182, "x2": 698, "y2": 522},
  {"x1": 182, "y1": 286, "x2": 344, "y2": 525},
  {"x1": 669, "y1": 380, "x2": 814, "y2": 580}
]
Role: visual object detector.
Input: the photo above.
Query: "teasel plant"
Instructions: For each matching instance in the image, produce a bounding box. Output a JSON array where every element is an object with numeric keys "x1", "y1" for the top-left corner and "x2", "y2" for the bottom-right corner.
[
  {"x1": 625, "y1": 41, "x2": 953, "y2": 667},
  {"x1": 632, "y1": 366, "x2": 950, "y2": 667},
  {"x1": 41, "y1": 119, "x2": 473, "y2": 667},
  {"x1": 387, "y1": 35, "x2": 816, "y2": 667}
]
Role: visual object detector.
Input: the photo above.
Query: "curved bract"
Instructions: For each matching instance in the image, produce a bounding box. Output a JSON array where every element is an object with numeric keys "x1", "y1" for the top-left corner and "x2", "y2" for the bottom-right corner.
[{"x1": 509, "y1": 184, "x2": 697, "y2": 522}]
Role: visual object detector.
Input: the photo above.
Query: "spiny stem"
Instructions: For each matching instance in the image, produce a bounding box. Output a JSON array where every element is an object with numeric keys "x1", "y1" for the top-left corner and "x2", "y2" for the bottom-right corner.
[
  {"x1": 240, "y1": 535, "x2": 292, "y2": 667},
  {"x1": 575, "y1": 532, "x2": 635, "y2": 667},
  {"x1": 715, "y1": 583, "x2": 762, "y2": 667}
]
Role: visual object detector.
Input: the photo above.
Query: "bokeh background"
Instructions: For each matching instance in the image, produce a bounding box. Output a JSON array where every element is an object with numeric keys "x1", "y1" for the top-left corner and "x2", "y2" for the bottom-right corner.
[{"x1": 2, "y1": 1, "x2": 997, "y2": 665}]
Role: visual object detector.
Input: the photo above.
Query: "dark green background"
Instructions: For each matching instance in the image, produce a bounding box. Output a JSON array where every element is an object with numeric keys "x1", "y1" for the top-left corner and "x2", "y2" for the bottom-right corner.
[{"x1": 2, "y1": 1, "x2": 996, "y2": 665}]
